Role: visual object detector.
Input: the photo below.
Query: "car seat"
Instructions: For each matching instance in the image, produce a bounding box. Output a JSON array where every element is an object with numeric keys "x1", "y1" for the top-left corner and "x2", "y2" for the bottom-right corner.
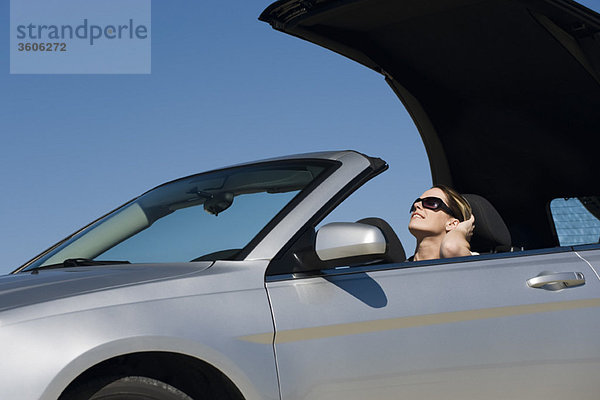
[{"x1": 462, "y1": 194, "x2": 512, "y2": 253}]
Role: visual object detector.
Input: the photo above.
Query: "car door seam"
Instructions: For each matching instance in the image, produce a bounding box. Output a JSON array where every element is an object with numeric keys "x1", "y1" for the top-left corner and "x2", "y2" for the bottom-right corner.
[
  {"x1": 575, "y1": 251, "x2": 600, "y2": 280},
  {"x1": 264, "y1": 281, "x2": 283, "y2": 400}
]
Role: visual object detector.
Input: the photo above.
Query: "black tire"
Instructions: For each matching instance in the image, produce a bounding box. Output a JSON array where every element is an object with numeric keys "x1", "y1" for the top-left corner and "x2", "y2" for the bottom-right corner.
[{"x1": 65, "y1": 376, "x2": 194, "y2": 400}]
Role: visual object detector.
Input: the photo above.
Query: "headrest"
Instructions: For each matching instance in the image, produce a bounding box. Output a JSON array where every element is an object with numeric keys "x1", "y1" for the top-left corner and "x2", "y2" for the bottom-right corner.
[
  {"x1": 357, "y1": 217, "x2": 406, "y2": 263},
  {"x1": 462, "y1": 194, "x2": 511, "y2": 252}
]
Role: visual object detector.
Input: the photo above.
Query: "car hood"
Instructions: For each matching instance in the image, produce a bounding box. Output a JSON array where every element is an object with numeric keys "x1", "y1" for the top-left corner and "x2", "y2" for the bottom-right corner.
[
  {"x1": 0, "y1": 262, "x2": 213, "y2": 313},
  {"x1": 260, "y1": 0, "x2": 600, "y2": 249}
]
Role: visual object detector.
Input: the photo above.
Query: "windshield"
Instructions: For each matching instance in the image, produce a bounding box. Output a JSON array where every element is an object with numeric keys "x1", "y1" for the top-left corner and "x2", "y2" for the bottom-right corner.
[{"x1": 22, "y1": 160, "x2": 334, "y2": 270}]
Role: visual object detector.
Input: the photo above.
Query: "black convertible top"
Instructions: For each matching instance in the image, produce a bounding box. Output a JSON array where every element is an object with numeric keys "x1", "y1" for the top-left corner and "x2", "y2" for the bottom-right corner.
[{"x1": 260, "y1": 0, "x2": 600, "y2": 249}]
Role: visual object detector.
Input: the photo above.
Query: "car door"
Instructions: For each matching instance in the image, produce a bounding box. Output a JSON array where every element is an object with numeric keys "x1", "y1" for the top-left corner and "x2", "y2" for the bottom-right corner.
[{"x1": 266, "y1": 249, "x2": 600, "y2": 400}]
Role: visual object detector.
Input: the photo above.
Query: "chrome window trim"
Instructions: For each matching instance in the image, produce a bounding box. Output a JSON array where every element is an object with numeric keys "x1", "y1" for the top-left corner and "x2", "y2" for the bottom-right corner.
[
  {"x1": 573, "y1": 243, "x2": 600, "y2": 251},
  {"x1": 265, "y1": 246, "x2": 575, "y2": 282}
]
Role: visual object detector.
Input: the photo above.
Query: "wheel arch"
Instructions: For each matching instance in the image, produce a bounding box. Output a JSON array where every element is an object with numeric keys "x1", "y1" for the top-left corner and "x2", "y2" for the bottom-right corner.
[
  {"x1": 57, "y1": 351, "x2": 245, "y2": 400},
  {"x1": 41, "y1": 337, "x2": 252, "y2": 400}
]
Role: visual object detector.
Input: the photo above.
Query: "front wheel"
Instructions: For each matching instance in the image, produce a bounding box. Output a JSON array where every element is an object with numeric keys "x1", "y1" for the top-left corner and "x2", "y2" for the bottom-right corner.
[{"x1": 64, "y1": 376, "x2": 194, "y2": 400}]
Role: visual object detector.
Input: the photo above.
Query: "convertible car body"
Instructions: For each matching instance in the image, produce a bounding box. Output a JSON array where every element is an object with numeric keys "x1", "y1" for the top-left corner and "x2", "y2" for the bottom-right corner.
[{"x1": 3, "y1": 0, "x2": 600, "y2": 399}]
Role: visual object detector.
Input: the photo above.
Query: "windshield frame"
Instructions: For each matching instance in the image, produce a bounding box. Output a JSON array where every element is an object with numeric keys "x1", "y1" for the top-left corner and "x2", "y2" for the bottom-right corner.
[{"x1": 14, "y1": 158, "x2": 340, "y2": 273}]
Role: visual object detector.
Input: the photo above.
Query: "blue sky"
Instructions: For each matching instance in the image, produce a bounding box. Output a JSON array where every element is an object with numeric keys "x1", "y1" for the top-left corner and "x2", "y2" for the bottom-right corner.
[{"x1": 1, "y1": 0, "x2": 599, "y2": 274}]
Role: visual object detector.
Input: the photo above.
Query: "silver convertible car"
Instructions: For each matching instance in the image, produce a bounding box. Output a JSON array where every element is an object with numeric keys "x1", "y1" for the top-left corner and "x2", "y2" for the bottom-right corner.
[{"x1": 4, "y1": 0, "x2": 600, "y2": 399}]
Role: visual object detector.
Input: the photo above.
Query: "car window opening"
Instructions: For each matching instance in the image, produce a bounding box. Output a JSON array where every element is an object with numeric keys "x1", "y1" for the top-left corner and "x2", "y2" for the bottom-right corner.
[{"x1": 550, "y1": 196, "x2": 600, "y2": 246}]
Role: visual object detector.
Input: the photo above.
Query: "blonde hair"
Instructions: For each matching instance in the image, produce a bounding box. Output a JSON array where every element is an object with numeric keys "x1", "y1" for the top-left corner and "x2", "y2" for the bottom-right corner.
[{"x1": 433, "y1": 185, "x2": 472, "y2": 222}]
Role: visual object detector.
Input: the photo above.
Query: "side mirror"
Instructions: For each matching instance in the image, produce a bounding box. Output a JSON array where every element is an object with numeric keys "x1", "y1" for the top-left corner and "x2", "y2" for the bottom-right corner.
[{"x1": 315, "y1": 222, "x2": 386, "y2": 262}]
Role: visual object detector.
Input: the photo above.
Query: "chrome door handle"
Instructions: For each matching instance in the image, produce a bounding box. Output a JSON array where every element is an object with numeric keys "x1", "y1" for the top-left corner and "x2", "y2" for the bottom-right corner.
[{"x1": 527, "y1": 272, "x2": 585, "y2": 289}]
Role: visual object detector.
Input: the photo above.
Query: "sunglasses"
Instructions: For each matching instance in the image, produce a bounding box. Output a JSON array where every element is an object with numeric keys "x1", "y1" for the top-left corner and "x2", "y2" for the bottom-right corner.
[{"x1": 410, "y1": 196, "x2": 457, "y2": 219}]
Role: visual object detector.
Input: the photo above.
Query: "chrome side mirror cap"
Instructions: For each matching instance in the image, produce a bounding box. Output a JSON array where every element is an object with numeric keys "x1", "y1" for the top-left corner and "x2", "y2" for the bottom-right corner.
[{"x1": 315, "y1": 222, "x2": 386, "y2": 261}]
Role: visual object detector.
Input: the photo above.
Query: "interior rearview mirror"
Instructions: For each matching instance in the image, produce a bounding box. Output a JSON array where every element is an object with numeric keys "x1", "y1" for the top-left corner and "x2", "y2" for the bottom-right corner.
[{"x1": 204, "y1": 192, "x2": 234, "y2": 216}]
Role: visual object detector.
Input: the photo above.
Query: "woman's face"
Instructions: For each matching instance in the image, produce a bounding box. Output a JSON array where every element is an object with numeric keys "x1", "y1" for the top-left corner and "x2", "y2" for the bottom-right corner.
[{"x1": 408, "y1": 187, "x2": 457, "y2": 239}]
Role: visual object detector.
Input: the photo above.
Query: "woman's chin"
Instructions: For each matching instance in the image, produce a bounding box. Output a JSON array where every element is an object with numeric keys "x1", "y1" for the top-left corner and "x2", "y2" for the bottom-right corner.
[
  {"x1": 409, "y1": 218, "x2": 428, "y2": 232},
  {"x1": 409, "y1": 221, "x2": 441, "y2": 238}
]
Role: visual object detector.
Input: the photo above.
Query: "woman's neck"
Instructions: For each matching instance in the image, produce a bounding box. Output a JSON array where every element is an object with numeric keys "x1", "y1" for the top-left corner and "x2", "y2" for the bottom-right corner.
[{"x1": 413, "y1": 235, "x2": 444, "y2": 261}]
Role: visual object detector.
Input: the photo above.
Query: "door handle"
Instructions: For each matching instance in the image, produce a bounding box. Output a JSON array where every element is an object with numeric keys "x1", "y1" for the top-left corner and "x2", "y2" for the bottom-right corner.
[{"x1": 527, "y1": 272, "x2": 585, "y2": 289}]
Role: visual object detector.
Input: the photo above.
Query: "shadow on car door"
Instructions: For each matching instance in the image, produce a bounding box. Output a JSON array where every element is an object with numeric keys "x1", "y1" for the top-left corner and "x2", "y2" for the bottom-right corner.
[{"x1": 266, "y1": 250, "x2": 600, "y2": 400}]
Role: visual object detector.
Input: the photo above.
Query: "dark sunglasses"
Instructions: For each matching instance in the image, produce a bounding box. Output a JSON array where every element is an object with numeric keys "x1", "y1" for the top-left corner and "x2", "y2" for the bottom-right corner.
[{"x1": 410, "y1": 197, "x2": 457, "y2": 218}]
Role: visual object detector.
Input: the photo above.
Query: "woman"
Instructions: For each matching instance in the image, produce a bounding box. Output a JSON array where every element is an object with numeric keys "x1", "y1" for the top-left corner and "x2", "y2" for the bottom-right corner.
[{"x1": 408, "y1": 185, "x2": 475, "y2": 261}]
